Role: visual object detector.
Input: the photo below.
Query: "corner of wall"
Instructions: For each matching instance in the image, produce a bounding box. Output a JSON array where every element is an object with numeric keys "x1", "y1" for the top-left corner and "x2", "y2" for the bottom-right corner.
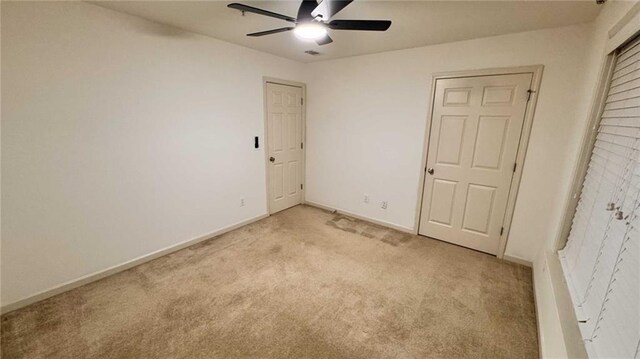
[
  {"x1": 533, "y1": 249, "x2": 588, "y2": 359},
  {"x1": 533, "y1": 250, "x2": 568, "y2": 358}
]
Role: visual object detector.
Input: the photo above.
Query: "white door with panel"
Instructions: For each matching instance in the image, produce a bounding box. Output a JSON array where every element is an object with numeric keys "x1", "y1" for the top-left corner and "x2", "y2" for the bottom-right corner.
[
  {"x1": 418, "y1": 73, "x2": 533, "y2": 254},
  {"x1": 266, "y1": 82, "x2": 303, "y2": 214}
]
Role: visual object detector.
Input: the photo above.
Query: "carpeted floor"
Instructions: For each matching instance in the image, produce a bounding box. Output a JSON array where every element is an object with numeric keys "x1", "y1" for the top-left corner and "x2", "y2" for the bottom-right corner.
[{"x1": 1, "y1": 205, "x2": 538, "y2": 358}]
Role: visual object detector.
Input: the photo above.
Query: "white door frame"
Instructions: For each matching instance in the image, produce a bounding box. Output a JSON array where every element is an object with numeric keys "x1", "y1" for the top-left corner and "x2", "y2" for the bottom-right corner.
[
  {"x1": 263, "y1": 77, "x2": 307, "y2": 215},
  {"x1": 414, "y1": 65, "x2": 544, "y2": 260}
]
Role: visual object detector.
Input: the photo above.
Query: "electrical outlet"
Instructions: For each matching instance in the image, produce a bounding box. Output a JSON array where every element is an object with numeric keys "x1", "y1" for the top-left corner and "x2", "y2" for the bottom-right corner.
[
  {"x1": 240, "y1": 198, "x2": 245, "y2": 207},
  {"x1": 364, "y1": 194, "x2": 370, "y2": 203},
  {"x1": 381, "y1": 201, "x2": 388, "y2": 209}
]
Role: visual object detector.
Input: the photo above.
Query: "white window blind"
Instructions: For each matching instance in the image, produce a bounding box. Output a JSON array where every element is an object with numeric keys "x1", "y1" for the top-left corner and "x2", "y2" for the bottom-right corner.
[{"x1": 560, "y1": 35, "x2": 640, "y2": 359}]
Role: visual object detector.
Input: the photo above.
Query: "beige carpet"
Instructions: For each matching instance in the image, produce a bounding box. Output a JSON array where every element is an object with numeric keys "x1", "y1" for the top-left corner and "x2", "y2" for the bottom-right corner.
[{"x1": 1, "y1": 205, "x2": 538, "y2": 358}]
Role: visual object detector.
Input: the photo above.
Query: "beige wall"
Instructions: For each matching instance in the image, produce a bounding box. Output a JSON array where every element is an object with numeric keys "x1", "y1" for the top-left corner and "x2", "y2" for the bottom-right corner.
[
  {"x1": 305, "y1": 23, "x2": 594, "y2": 264},
  {"x1": 1, "y1": 1, "x2": 305, "y2": 307}
]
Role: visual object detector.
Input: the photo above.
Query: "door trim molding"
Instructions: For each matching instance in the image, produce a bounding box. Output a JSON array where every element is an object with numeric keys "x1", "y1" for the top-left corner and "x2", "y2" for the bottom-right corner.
[
  {"x1": 413, "y1": 65, "x2": 544, "y2": 259},
  {"x1": 262, "y1": 77, "x2": 307, "y2": 215}
]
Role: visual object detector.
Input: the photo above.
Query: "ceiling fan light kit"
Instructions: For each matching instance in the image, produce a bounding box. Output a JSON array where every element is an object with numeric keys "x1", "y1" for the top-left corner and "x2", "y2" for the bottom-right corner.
[
  {"x1": 228, "y1": 0, "x2": 391, "y2": 46},
  {"x1": 294, "y1": 23, "x2": 327, "y2": 41}
]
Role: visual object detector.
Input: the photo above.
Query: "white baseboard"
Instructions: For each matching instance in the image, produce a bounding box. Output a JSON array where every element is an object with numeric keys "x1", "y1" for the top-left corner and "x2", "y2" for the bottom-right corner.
[
  {"x1": 1, "y1": 213, "x2": 269, "y2": 314},
  {"x1": 303, "y1": 200, "x2": 335, "y2": 213},
  {"x1": 304, "y1": 201, "x2": 536, "y2": 269},
  {"x1": 503, "y1": 253, "x2": 533, "y2": 267},
  {"x1": 532, "y1": 265, "x2": 544, "y2": 359},
  {"x1": 304, "y1": 200, "x2": 414, "y2": 234}
]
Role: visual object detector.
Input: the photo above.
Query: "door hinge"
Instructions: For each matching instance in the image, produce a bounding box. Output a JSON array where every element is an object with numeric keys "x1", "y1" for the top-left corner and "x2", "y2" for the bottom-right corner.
[
  {"x1": 301, "y1": 184, "x2": 304, "y2": 190},
  {"x1": 500, "y1": 227, "x2": 504, "y2": 236},
  {"x1": 301, "y1": 142, "x2": 304, "y2": 149},
  {"x1": 301, "y1": 98, "x2": 304, "y2": 105},
  {"x1": 527, "y1": 89, "x2": 536, "y2": 102},
  {"x1": 513, "y1": 163, "x2": 517, "y2": 172}
]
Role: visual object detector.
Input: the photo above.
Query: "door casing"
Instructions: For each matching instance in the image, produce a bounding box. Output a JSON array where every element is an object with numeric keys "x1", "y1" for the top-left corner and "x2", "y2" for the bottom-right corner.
[
  {"x1": 414, "y1": 65, "x2": 544, "y2": 261},
  {"x1": 263, "y1": 77, "x2": 307, "y2": 215}
]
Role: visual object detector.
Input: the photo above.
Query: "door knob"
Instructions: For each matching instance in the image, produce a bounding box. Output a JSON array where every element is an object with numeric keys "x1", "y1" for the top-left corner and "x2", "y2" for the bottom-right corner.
[
  {"x1": 269, "y1": 156, "x2": 275, "y2": 163},
  {"x1": 427, "y1": 168, "x2": 435, "y2": 175}
]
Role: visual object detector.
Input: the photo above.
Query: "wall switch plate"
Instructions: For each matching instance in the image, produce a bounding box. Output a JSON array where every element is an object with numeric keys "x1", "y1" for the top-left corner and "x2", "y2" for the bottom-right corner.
[
  {"x1": 240, "y1": 198, "x2": 245, "y2": 207},
  {"x1": 364, "y1": 194, "x2": 369, "y2": 203},
  {"x1": 381, "y1": 201, "x2": 388, "y2": 209}
]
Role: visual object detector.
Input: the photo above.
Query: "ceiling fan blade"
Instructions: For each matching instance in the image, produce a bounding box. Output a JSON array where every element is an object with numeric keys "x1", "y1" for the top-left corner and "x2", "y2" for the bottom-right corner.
[
  {"x1": 228, "y1": 3, "x2": 296, "y2": 23},
  {"x1": 316, "y1": 34, "x2": 333, "y2": 46},
  {"x1": 246, "y1": 27, "x2": 294, "y2": 37},
  {"x1": 311, "y1": 0, "x2": 353, "y2": 20},
  {"x1": 296, "y1": 0, "x2": 319, "y2": 22},
  {"x1": 328, "y1": 20, "x2": 391, "y2": 31}
]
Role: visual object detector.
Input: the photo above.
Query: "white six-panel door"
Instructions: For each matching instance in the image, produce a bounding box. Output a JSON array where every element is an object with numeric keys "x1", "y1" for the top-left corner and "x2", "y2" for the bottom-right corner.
[
  {"x1": 418, "y1": 74, "x2": 532, "y2": 254},
  {"x1": 267, "y1": 83, "x2": 303, "y2": 214}
]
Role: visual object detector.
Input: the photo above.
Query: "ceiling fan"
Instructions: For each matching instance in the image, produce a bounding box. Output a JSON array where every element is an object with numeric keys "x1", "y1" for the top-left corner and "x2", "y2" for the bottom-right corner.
[{"x1": 227, "y1": 0, "x2": 391, "y2": 46}]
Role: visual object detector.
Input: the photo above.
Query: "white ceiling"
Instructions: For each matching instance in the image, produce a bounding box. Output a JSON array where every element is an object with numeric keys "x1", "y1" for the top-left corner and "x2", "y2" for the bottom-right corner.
[{"x1": 92, "y1": 1, "x2": 602, "y2": 63}]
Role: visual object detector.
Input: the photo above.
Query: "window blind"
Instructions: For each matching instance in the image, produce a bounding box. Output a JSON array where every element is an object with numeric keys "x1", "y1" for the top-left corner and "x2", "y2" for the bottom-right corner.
[{"x1": 560, "y1": 35, "x2": 640, "y2": 359}]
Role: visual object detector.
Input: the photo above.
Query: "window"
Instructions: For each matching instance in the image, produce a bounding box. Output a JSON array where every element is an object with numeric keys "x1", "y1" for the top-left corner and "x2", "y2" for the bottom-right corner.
[{"x1": 560, "y1": 35, "x2": 640, "y2": 358}]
